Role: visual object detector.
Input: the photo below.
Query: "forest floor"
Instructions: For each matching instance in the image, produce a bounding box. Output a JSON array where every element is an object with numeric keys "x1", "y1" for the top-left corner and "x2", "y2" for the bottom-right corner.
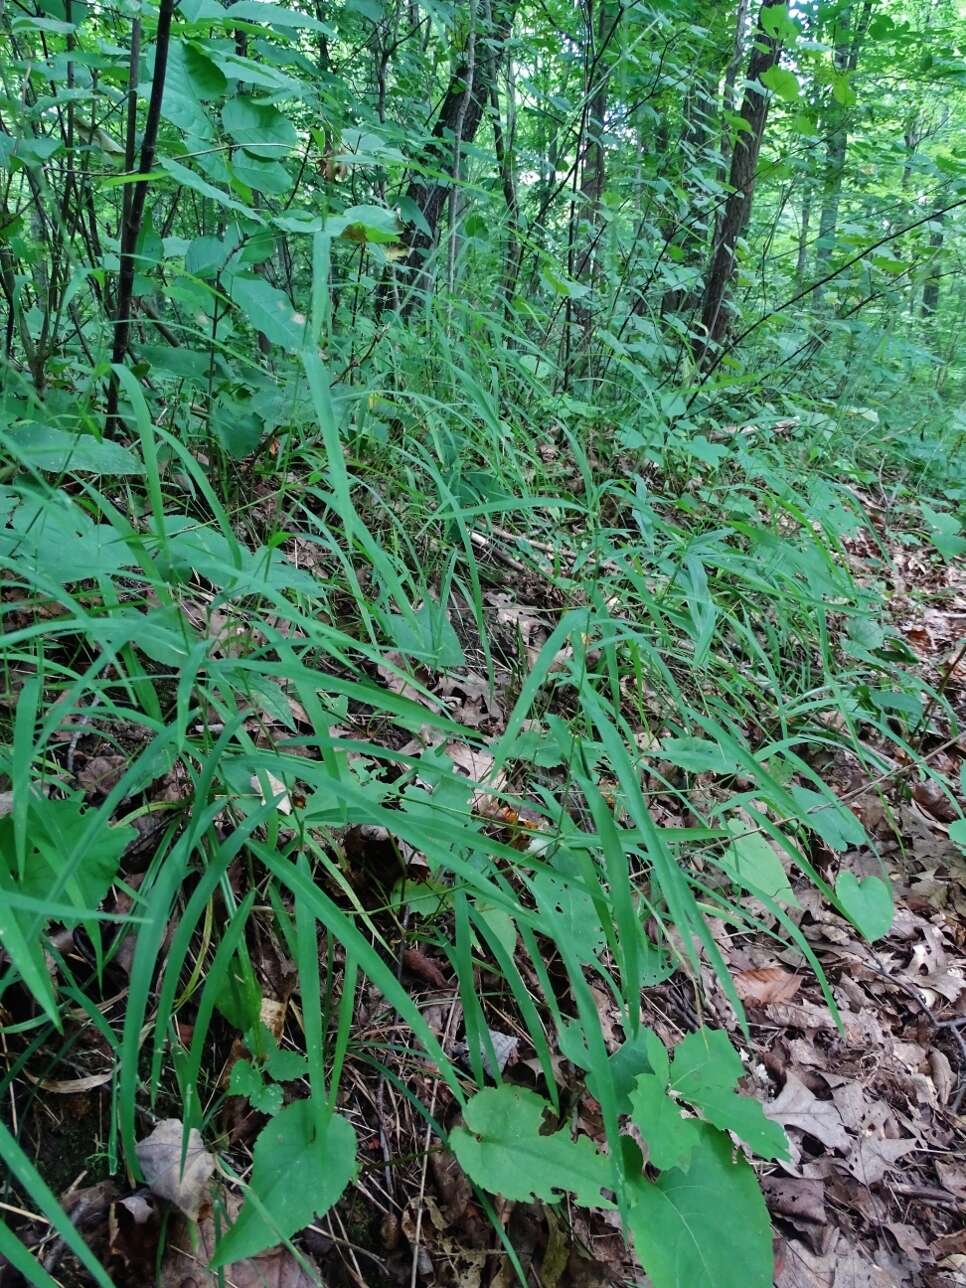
[{"x1": 5, "y1": 421, "x2": 966, "y2": 1288}]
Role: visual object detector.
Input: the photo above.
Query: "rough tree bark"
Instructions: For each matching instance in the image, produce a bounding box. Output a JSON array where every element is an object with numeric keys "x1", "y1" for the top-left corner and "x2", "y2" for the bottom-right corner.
[
  {"x1": 397, "y1": 0, "x2": 518, "y2": 307},
  {"x1": 693, "y1": 0, "x2": 784, "y2": 368}
]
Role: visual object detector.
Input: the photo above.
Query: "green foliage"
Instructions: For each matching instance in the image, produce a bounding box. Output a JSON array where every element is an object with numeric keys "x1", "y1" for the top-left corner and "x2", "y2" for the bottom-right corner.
[
  {"x1": 0, "y1": 0, "x2": 963, "y2": 1279},
  {"x1": 211, "y1": 1102, "x2": 357, "y2": 1266},
  {"x1": 625, "y1": 1125, "x2": 774, "y2": 1288},
  {"x1": 453, "y1": 1028, "x2": 786, "y2": 1286},
  {"x1": 450, "y1": 1086, "x2": 615, "y2": 1208}
]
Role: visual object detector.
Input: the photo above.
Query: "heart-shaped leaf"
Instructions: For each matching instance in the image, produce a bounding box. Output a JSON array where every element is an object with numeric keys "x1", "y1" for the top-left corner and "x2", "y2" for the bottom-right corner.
[{"x1": 835, "y1": 872, "x2": 893, "y2": 941}]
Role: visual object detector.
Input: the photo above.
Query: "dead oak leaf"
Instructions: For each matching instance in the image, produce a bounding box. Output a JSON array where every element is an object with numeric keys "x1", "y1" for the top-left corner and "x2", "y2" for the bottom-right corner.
[
  {"x1": 769, "y1": 1074, "x2": 852, "y2": 1153},
  {"x1": 735, "y1": 967, "x2": 803, "y2": 1005},
  {"x1": 844, "y1": 1135, "x2": 918, "y2": 1187},
  {"x1": 136, "y1": 1119, "x2": 215, "y2": 1221}
]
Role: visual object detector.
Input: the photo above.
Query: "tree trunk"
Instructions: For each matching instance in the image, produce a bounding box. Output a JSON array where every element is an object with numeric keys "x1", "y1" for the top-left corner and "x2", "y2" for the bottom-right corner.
[
  {"x1": 105, "y1": 0, "x2": 177, "y2": 431},
  {"x1": 397, "y1": 0, "x2": 518, "y2": 307},
  {"x1": 922, "y1": 213, "x2": 944, "y2": 319},
  {"x1": 694, "y1": 0, "x2": 783, "y2": 367},
  {"x1": 574, "y1": 0, "x2": 615, "y2": 373},
  {"x1": 812, "y1": 0, "x2": 873, "y2": 304}
]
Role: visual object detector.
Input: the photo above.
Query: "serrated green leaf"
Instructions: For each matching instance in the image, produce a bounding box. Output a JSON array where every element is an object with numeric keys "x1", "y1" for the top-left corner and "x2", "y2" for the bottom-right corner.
[
  {"x1": 264, "y1": 1048, "x2": 308, "y2": 1082},
  {"x1": 629, "y1": 1073, "x2": 702, "y2": 1170},
  {"x1": 669, "y1": 1029, "x2": 789, "y2": 1161},
  {"x1": 450, "y1": 1086, "x2": 614, "y2": 1208}
]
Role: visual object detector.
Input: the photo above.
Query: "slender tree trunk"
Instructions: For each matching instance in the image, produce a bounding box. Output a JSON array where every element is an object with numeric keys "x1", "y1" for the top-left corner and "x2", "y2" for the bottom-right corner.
[
  {"x1": 694, "y1": 0, "x2": 783, "y2": 367},
  {"x1": 489, "y1": 50, "x2": 519, "y2": 313},
  {"x1": 796, "y1": 178, "x2": 813, "y2": 284},
  {"x1": 106, "y1": 0, "x2": 177, "y2": 432},
  {"x1": 397, "y1": 0, "x2": 518, "y2": 308},
  {"x1": 575, "y1": 0, "x2": 615, "y2": 373},
  {"x1": 922, "y1": 212, "x2": 944, "y2": 319},
  {"x1": 812, "y1": 0, "x2": 872, "y2": 304}
]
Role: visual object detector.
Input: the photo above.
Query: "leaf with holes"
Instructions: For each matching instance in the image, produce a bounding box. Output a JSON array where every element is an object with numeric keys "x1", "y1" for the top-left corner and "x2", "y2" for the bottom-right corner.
[{"x1": 450, "y1": 1086, "x2": 614, "y2": 1208}]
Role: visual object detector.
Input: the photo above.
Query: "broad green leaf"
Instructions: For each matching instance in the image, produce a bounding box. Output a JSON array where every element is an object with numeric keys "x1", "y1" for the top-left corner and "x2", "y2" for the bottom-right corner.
[
  {"x1": 325, "y1": 204, "x2": 401, "y2": 245},
  {"x1": 761, "y1": 4, "x2": 799, "y2": 41},
  {"x1": 450, "y1": 1086, "x2": 614, "y2": 1208},
  {"x1": 386, "y1": 600, "x2": 464, "y2": 668},
  {"x1": 790, "y1": 785, "x2": 867, "y2": 851},
  {"x1": 264, "y1": 1048, "x2": 308, "y2": 1082},
  {"x1": 835, "y1": 872, "x2": 893, "y2": 941},
  {"x1": 831, "y1": 71, "x2": 857, "y2": 106},
  {"x1": 760, "y1": 66, "x2": 800, "y2": 101},
  {"x1": 222, "y1": 97, "x2": 297, "y2": 159},
  {"x1": 629, "y1": 1073, "x2": 702, "y2": 1170},
  {"x1": 719, "y1": 823, "x2": 798, "y2": 908},
  {"x1": 211, "y1": 1101, "x2": 357, "y2": 1265},
  {"x1": 227, "y1": 275, "x2": 307, "y2": 351},
  {"x1": 223, "y1": 0, "x2": 330, "y2": 32},
  {"x1": 230, "y1": 153, "x2": 292, "y2": 195},
  {"x1": 6, "y1": 424, "x2": 143, "y2": 475},
  {"x1": 532, "y1": 872, "x2": 604, "y2": 964},
  {"x1": 950, "y1": 819, "x2": 966, "y2": 851},
  {"x1": 626, "y1": 1123, "x2": 773, "y2": 1288},
  {"x1": 669, "y1": 1029, "x2": 789, "y2": 1161},
  {"x1": 592, "y1": 1029, "x2": 670, "y2": 1114},
  {"x1": 0, "y1": 797, "x2": 134, "y2": 926}
]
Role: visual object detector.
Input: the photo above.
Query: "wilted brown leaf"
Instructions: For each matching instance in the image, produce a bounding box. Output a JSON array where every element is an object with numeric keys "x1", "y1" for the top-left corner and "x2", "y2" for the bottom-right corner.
[
  {"x1": 735, "y1": 967, "x2": 803, "y2": 1005},
  {"x1": 77, "y1": 753, "x2": 127, "y2": 797},
  {"x1": 160, "y1": 1202, "x2": 321, "y2": 1288},
  {"x1": 776, "y1": 1232, "x2": 897, "y2": 1288},
  {"x1": 762, "y1": 1176, "x2": 827, "y2": 1226},
  {"x1": 844, "y1": 1135, "x2": 918, "y2": 1187},
  {"x1": 136, "y1": 1119, "x2": 214, "y2": 1221},
  {"x1": 769, "y1": 1074, "x2": 851, "y2": 1153}
]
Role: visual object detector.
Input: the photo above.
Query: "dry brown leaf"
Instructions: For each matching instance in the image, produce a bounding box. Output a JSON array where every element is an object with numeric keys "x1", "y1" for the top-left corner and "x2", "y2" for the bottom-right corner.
[
  {"x1": 250, "y1": 770, "x2": 292, "y2": 815},
  {"x1": 762, "y1": 1175, "x2": 827, "y2": 1226},
  {"x1": 135, "y1": 1119, "x2": 215, "y2": 1221},
  {"x1": 160, "y1": 1203, "x2": 321, "y2": 1288},
  {"x1": 769, "y1": 1074, "x2": 852, "y2": 1153},
  {"x1": 25, "y1": 1069, "x2": 114, "y2": 1094},
  {"x1": 77, "y1": 753, "x2": 127, "y2": 797},
  {"x1": 776, "y1": 1232, "x2": 899, "y2": 1288},
  {"x1": 844, "y1": 1135, "x2": 918, "y2": 1187},
  {"x1": 401, "y1": 946, "x2": 449, "y2": 989},
  {"x1": 735, "y1": 967, "x2": 803, "y2": 1005}
]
